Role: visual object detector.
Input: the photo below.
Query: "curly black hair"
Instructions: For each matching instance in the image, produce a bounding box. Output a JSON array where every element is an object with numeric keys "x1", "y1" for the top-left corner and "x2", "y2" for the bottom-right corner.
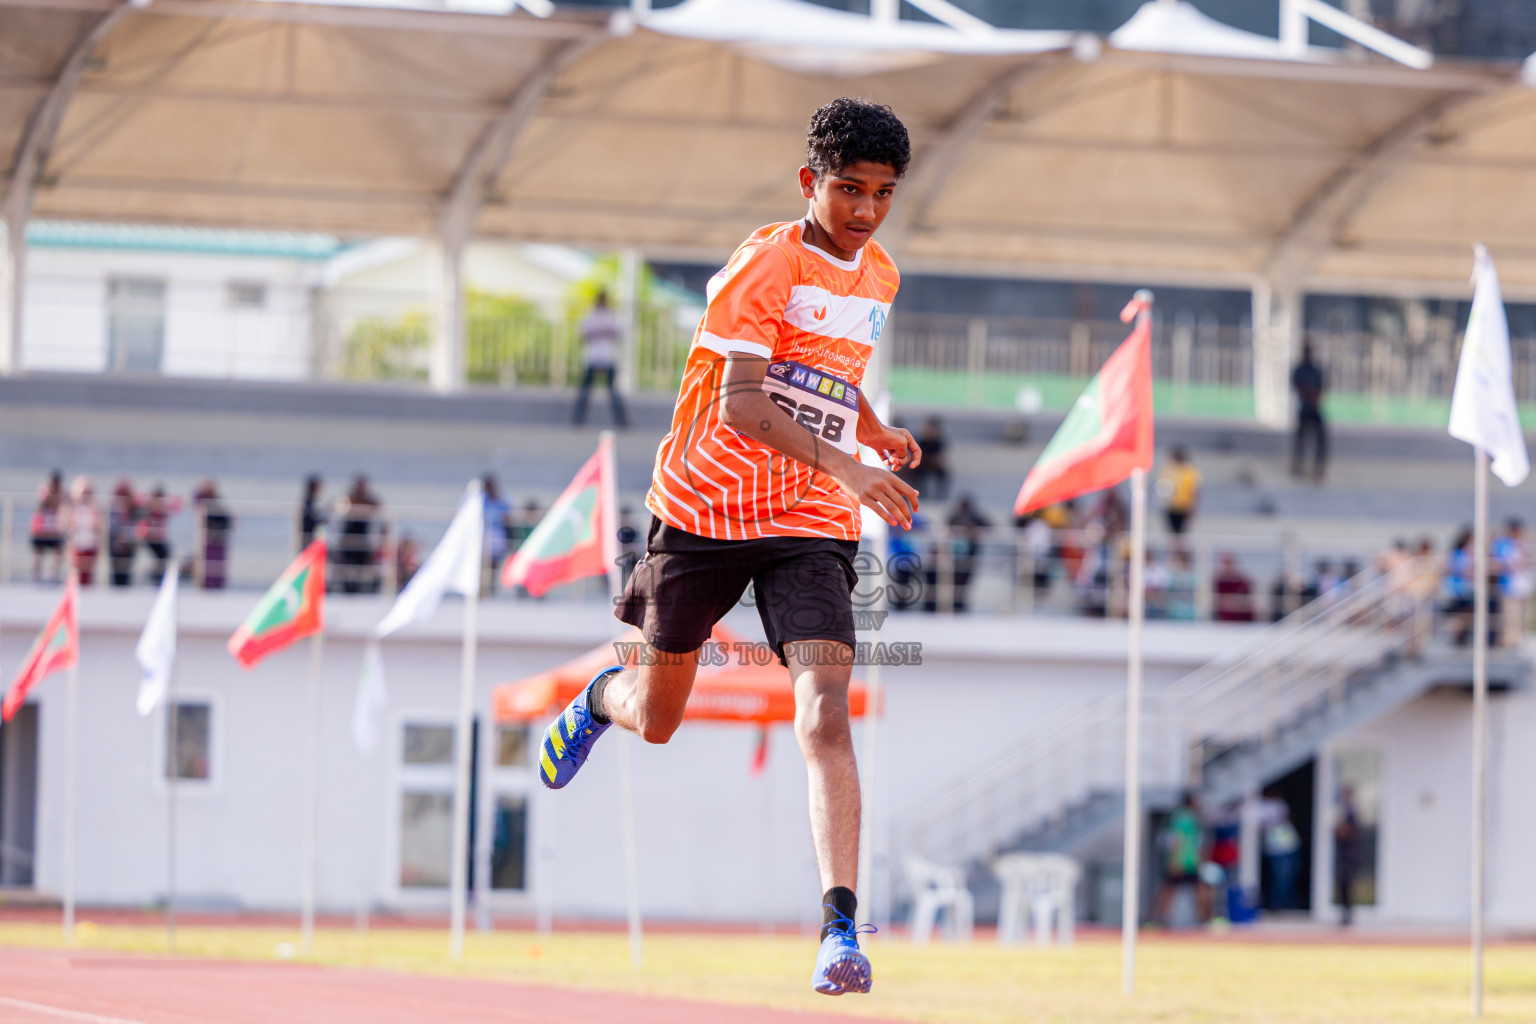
[{"x1": 805, "y1": 98, "x2": 911, "y2": 179}]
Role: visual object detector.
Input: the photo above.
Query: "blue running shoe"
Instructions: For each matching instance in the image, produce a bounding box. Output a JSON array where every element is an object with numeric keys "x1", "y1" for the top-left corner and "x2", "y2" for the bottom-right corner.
[
  {"x1": 812, "y1": 909, "x2": 875, "y2": 996},
  {"x1": 538, "y1": 666, "x2": 620, "y2": 790}
]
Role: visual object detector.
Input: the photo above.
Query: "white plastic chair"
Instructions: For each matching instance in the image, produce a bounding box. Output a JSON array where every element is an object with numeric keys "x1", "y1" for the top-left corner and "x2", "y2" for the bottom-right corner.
[
  {"x1": 903, "y1": 853, "x2": 974, "y2": 944},
  {"x1": 992, "y1": 852, "x2": 1043, "y2": 945},
  {"x1": 993, "y1": 852, "x2": 1082, "y2": 946}
]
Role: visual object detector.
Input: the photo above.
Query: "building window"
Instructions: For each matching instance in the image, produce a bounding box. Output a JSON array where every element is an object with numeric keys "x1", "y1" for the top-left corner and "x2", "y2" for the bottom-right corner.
[
  {"x1": 491, "y1": 795, "x2": 527, "y2": 890},
  {"x1": 496, "y1": 726, "x2": 528, "y2": 768},
  {"x1": 399, "y1": 791, "x2": 453, "y2": 888},
  {"x1": 227, "y1": 281, "x2": 268, "y2": 309},
  {"x1": 165, "y1": 702, "x2": 211, "y2": 781},
  {"x1": 106, "y1": 278, "x2": 166, "y2": 373},
  {"x1": 402, "y1": 724, "x2": 453, "y2": 765}
]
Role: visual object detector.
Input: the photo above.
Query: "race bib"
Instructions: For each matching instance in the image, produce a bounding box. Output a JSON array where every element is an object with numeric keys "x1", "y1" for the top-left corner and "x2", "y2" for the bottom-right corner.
[{"x1": 762, "y1": 361, "x2": 859, "y2": 456}]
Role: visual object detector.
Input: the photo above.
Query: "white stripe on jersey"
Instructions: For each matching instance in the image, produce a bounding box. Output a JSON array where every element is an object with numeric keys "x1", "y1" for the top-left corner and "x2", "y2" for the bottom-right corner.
[{"x1": 783, "y1": 285, "x2": 890, "y2": 346}]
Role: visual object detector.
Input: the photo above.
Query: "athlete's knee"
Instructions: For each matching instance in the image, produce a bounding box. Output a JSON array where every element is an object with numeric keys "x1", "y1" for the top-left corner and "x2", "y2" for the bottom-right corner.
[
  {"x1": 795, "y1": 691, "x2": 851, "y2": 752},
  {"x1": 634, "y1": 704, "x2": 684, "y2": 745}
]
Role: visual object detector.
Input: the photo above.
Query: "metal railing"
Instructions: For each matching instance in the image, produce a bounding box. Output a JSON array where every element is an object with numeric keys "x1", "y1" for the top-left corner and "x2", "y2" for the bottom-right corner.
[{"x1": 891, "y1": 566, "x2": 1433, "y2": 870}]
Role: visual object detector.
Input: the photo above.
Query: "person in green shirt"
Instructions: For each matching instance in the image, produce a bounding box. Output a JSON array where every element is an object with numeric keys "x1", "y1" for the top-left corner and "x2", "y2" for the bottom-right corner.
[{"x1": 1156, "y1": 792, "x2": 1212, "y2": 926}]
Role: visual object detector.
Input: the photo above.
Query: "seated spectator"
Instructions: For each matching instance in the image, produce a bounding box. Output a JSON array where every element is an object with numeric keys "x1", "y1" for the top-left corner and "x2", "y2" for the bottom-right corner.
[
  {"x1": 30, "y1": 469, "x2": 68, "y2": 584},
  {"x1": 194, "y1": 480, "x2": 233, "y2": 590},
  {"x1": 108, "y1": 477, "x2": 140, "y2": 587},
  {"x1": 900, "y1": 417, "x2": 951, "y2": 501},
  {"x1": 1213, "y1": 553, "x2": 1255, "y2": 622},
  {"x1": 138, "y1": 485, "x2": 181, "y2": 584},
  {"x1": 1268, "y1": 571, "x2": 1305, "y2": 622},
  {"x1": 66, "y1": 476, "x2": 101, "y2": 586}
]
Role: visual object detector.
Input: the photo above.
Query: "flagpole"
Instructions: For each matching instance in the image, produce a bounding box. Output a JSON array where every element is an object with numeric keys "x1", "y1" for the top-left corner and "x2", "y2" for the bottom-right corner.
[
  {"x1": 62, "y1": 572, "x2": 79, "y2": 944},
  {"x1": 1472, "y1": 447, "x2": 1489, "y2": 1018},
  {"x1": 600, "y1": 430, "x2": 644, "y2": 971},
  {"x1": 449, "y1": 579, "x2": 479, "y2": 960},
  {"x1": 301, "y1": 630, "x2": 324, "y2": 955},
  {"x1": 856, "y1": 391, "x2": 894, "y2": 934},
  {"x1": 1121, "y1": 466, "x2": 1148, "y2": 994},
  {"x1": 474, "y1": 682, "x2": 494, "y2": 934},
  {"x1": 166, "y1": 663, "x2": 179, "y2": 950}
]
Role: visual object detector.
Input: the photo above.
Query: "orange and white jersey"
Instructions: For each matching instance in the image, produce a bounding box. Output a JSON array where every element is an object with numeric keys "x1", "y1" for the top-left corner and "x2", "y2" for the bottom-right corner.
[{"x1": 646, "y1": 219, "x2": 899, "y2": 541}]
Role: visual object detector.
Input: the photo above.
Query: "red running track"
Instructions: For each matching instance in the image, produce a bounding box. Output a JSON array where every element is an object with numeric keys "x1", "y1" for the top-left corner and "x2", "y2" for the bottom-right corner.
[{"x1": 0, "y1": 948, "x2": 900, "y2": 1024}]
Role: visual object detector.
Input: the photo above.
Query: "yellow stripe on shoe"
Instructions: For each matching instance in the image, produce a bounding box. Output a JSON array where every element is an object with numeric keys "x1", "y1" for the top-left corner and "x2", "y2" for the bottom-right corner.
[
  {"x1": 539, "y1": 747, "x2": 557, "y2": 784},
  {"x1": 548, "y1": 722, "x2": 567, "y2": 758}
]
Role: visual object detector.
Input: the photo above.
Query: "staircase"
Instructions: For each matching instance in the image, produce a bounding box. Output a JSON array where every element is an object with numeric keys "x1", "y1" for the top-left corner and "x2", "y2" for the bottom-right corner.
[{"x1": 892, "y1": 568, "x2": 1532, "y2": 885}]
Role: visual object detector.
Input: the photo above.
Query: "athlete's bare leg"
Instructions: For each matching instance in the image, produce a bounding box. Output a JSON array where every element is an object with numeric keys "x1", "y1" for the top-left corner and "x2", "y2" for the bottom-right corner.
[
  {"x1": 599, "y1": 647, "x2": 700, "y2": 745},
  {"x1": 786, "y1": 640, "x2": 859, "y2": 893}
]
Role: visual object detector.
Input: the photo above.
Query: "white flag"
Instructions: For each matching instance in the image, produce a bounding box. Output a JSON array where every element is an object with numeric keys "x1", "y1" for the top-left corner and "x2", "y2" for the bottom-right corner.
[
  {"x1": 351, "y1": 639, "x2": 388, "y2": 753},
  {"x1": 374, "y1": 479, "x2": 485, "y2": 639},
  {"x1": 1449, "y1": 245, "x2": 1530, "y2": 487},
  {"x1": 135, "y1": 567, "x2": 179, "y2": 716}
]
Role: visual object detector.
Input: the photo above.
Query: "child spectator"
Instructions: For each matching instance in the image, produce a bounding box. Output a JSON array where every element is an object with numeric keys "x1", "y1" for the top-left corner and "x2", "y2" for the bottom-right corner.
[{"x1": 30, "y1": 469, "x2": 68, "y2": 584}]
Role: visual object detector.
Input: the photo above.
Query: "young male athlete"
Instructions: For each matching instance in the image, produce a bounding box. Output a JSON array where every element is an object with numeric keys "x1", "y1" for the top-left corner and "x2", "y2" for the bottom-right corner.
[{"x1": 538, "y1": 98, "x2": 920, "y2": 996}]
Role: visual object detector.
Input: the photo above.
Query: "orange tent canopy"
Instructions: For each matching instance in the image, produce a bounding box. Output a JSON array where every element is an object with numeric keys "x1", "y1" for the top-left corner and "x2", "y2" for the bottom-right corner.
[{"x1": 493, "y1": 623, "x2": 873, "y2": 725}]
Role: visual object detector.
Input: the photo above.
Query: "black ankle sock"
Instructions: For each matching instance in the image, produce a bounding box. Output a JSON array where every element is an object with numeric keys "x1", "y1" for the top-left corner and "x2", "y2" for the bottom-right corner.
[
  {"x1": 821, "y1": 886, "x2": 858, "y2": 941},
  {"x1": 587, "y1": 670, "x2": 614, "y2": 725}
]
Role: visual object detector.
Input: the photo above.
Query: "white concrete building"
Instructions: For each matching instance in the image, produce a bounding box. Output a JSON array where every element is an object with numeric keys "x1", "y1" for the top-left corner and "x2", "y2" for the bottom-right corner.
[{"x1": 0, "y1": 584, "x2": 1531, "y2": 931}]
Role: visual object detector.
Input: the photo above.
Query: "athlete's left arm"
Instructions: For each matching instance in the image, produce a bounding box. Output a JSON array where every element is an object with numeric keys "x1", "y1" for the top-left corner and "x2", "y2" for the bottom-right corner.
[{"x1": 855, "y1": 392, "x2": 921, "y2": 471}]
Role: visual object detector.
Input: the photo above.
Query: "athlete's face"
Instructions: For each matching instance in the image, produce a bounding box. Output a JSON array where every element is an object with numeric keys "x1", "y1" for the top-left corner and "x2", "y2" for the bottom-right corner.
[{"x1": 799, "y1": 161, "x2": 899, "y2": 259}]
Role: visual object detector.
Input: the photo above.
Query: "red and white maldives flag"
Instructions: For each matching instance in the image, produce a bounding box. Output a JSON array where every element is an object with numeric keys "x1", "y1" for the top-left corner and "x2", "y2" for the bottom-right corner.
[
  {"x1": 3, "y1": 575, "x2": 79, "y2": 721},
  {"x1": 1014, "y1": 293, "x2": 1155, "y2": 515},
  {"x1": 502, "y1": 435, "x2": 619, "y2": 596}
]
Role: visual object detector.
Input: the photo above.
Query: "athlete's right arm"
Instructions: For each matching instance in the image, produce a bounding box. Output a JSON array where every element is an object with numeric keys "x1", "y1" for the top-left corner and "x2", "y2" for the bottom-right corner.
[{"x1": 720, "y1": 354, "x2": 918, "y2": 529}]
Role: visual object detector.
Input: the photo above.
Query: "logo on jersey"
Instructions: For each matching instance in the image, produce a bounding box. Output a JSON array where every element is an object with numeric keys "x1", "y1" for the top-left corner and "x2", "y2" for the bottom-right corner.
[
  {"x1": 868, "y1": 306, "x2": 887, "y2": 343},
  {"x1": 813, "y1": 307, "x2": 828, "y2": 321}
]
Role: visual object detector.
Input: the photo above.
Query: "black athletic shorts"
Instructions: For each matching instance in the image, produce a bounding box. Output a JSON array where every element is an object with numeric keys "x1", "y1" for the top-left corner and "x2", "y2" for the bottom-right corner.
[{"x1": 616, "y1": 519, "x2": 859, "y2": 665}]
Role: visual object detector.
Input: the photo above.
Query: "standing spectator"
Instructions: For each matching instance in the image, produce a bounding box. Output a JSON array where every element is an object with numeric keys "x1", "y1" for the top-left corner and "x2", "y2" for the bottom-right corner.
[
  {"x1": 1291, "y1": 342, "x2": 1327, "y2": 481},
  {"x1": 1213, "y1": 552, "x2": 1255, "y2": 622},
  {"x1": 1144, "y1": 549, "x2": 1171, "y2": 619},
  {"x1": 901, "y1": 417, "x2": 951, "y2": 500},
  {"x1": 194, "y1": 481, "x2": 233, "y2": 590},
  {"x1": 107, "y1": 478, "x2": 140, "y2": 587},
  {"x1": 30, "y1": 469, "x2": 68, "y2": 584},
  {"x1": 1334, "y1": 786, "x2": 1361, "y2": 927},
  {"x1": 617, "y1": 507, "x2": 641, "y2": 591},
  {"x1": 138, "y1": 484, "x2": 181, "y2": 584},
  {"x1": 299, "y1": 474, "x2": 326, "y2": 549},
  {"x1": 571, "y1": 291, "x2": 628, "y2": 428},
  {"x1": 1017, "y1": 511, "x2": 1053, "y2": 601},
  {"x1": 511, "y1": 498, "x2": 544, "y2": 552},
  {"x1": 1158, "y1": 446, "x2": 1201, "y2": 540},
  {"x1": 335, "y1": 474, "x2": 382, "y2": 594},
  {"x1": 1155, "y1": 793, "x2": 1210, "y2": 927},
  {"x1": 1166, "y1": 548, "x2": 1199, "y2": 621},
  {"x1": 1260, "y1": 791, "x2": 1303, "y2": 911},
  {"x1": 888, "y1": 515, "x2": 927, "y2": 612},
  {"x1": 945, "y1": 495, "x2": 990, "y2": 613},
  {"x1": 65, "y1": 476, "x2": 101, "y2": 586},
  {"x1": 1087, "y1": 487, "x2": 1127, "y2": 542},
  {"x1": 1444, "y1": 527, "x2": 1475, "y2": 646},
  {"x1": 483, "y1": 474, "x2": 512, "y2": 593},
  {"x1": 1405, "y1": 537, "x2": 1441, "y2": 655},
  {"x1": 1494, "y1": 518, "x2": 1531, "y2": 647},
  {"x1": 395, "y1": 532, "x2": 421, "y2": 590}
]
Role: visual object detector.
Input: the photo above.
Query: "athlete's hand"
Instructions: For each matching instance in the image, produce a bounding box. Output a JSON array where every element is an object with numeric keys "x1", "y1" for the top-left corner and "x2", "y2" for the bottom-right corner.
[
  {"x1": 861, "y1": 423, "x2": 922, "y2": 472},
  {"x1": 834, "y1": 459, "x2": 919, "y2": 530}
]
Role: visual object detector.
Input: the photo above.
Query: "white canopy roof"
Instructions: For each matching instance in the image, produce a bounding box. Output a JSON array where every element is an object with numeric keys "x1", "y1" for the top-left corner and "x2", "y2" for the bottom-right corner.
[{"x1": 3, "y1": 0, "x2": 1533, "y2": 296}]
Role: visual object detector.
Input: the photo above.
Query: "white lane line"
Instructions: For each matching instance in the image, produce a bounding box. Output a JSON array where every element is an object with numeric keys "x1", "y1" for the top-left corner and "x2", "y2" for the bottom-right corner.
[{"x1": 0, "y1": 995, "x2": 153, "y2": 1024}]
